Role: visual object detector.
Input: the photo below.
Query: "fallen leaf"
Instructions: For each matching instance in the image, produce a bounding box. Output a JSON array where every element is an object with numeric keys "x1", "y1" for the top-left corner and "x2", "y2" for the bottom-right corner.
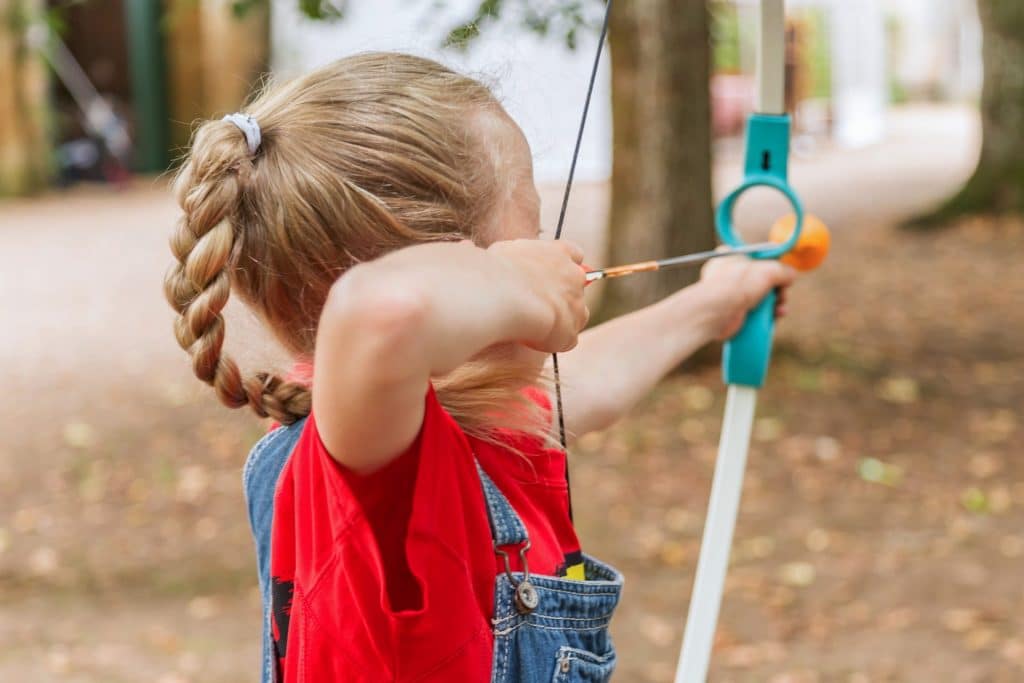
[
  {"x1": 176, "y1": 465, "x2": 209, "y2": 503},
  {"x1": 961, "y1": 487, "x2": 989, "y2": 514},
  {"x1": 989, "y1": 485, "x2": 1012, "y2": 514},
  {"x1": 658, "y1": 541, "x2": 688, "y2": 568},
  {"x1": 805, "y1": 528, "x2": 830, "y2": 552},
  {"x1": 999, "y1": 535, "x2": 1024, "y2": 558},
  {"x1": 640, "y1": 616, "x2": 675, "y2": 647},
  {"x1": 29, "y1": 546, "x2": 59, "y2": 576},
  {"x1": 877, "y1": 607, "x2": 918, "y2": 630},
  {"x1": 1001, "y1": 638, "x2": 1024, "y2": 665},
  {"x1": 740, "y1": 535, "x2": 777, "y2": 561},
  {"x1": 723, "y1": 641, "x2": 786, "y2": 668},
  {"x1": 778, "y1": 561, "x2": 816, "y2": 588},
  {"x1": 683, "y1": 385, "x2": 714, "y2": 411},
  {"x1": 177, "y1": 651, "x2": 202, "y2": 674},
  {"x1": 813, "y1": 436, "x2": 841, "y2": 462},
  {"x1": 877, "y1": 377, "x2": 919, "y2": 404},
  {"x1": 46, "y1": 646, "x2": 71, "y2": 674},
  {"x1": 964, "y1": 627, "x2": 999, "y2": 651},
  {"x1": 755, "y1": 417, "x2": 784, "y2": 442},
  {"x1": 858, "y1": 458, "x2": 902, "y2": 486},
  {"x1": 967, "y1": 453, "x2": 1001, "y2": 479},
  {"x1": 942, "y1": 608, "x2": 981, "y2": 633},
  {"x1": 63, "y1": 420, "x2": 97, "y2": 449},
  {"x1": 187, "y1": 596, "x2": 221, "y2": 621}
]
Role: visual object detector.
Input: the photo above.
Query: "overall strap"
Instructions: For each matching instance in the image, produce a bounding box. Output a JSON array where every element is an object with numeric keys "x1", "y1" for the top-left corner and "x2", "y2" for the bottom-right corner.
[
  {"x1": 474, "y1": 460, "x2": 529, "y2": 547},
  {"x1": 475, "y1": 459, "x2": 543, "y2": 614},
  {"x1": 242, "y1": 417, "x2": 308, "y2": 683}
]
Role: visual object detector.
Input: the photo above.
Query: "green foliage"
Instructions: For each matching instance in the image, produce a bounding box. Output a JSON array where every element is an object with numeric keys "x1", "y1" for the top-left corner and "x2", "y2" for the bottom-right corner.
[
  {"x1": 231, "y1": 0, "x2": 347, "y2": 21},
  {"x1": 803, "y1": 8, "x2": 831, "y2": 99},
  {"x1": 961, "y1": 487, "x2": 990, "y2": 514},
  {"x1": 857, "y1": 457, "x2": 903, "y2": 487},
  {"x1": 710, "y1": 1, "x2": 741, "y2": 73},
  {"x1": 4, "y1": 0, "x2": 65, "y2": 38},
  {"x1": 443, "y1": 0, "x2": 605, "y2": 52},
  {"x1": 223, "y1": 0, "x2": 599, "y2": 49}
]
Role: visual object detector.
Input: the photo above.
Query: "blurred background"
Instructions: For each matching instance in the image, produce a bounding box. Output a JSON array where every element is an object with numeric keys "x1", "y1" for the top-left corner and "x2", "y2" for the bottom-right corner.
[{"x1": 3, "y1": 0, "x2": 1023, "y2": 681}]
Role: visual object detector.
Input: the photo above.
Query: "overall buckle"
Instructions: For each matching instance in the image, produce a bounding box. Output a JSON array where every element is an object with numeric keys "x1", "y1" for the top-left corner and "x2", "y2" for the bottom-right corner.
[{"x1": 494, "y1": 540, "x2": 539, "y2": 614}]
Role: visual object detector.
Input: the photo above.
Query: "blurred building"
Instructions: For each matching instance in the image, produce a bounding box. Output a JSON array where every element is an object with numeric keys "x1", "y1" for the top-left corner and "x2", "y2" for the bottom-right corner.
[
  {"x1": 271, "y1": 0, "x2": 612, "y2": 184},
  {"x1": 0, "y1": 0, "x2": 984, "y2": 195},
  {"x1": 0, "y1": 0, "x2": 267, "y2": 193},
  {"x1": 718, "y1": 0, "x2": 981, "y2": 147}
]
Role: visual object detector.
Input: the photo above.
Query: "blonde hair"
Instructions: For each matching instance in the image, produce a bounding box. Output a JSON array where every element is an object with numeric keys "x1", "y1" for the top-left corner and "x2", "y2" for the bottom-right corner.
[{"x1": 165, "y1": 52, "x2": 549, "y2": 443}]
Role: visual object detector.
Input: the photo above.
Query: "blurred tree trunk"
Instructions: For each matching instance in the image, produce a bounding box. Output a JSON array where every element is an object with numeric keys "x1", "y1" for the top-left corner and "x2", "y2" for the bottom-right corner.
[
  {"x1": 599, "y1": 0, "x2": 715, "y2": 320},
  {"x1": 911, "y1": 0, "x2": 1024, "y2": 225},
  {"x1": 0, "y1": 0, "x2": 51, "y2": 196},
  {"x1": 166, "y1": 0, "x2": 205, "y2": 151},
  {"x1": 199, "y1": 0, "x2": 269, "y2": 114},
  {"x1": 165, "y1": 0, "x2": 268, "y2": 153}
]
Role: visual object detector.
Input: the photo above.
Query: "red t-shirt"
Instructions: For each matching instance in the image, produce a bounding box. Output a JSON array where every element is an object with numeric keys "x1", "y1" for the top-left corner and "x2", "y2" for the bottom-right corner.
[{"x1": 269, "y1": 386, "x2": 582, "y2": 682}]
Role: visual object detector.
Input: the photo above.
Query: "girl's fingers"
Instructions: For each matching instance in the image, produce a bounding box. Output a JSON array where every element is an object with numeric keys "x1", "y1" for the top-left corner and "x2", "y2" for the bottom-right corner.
[
  {"x1": 578, "y1": 304, "x2": 591, "y2": 331},
  {"x1": 771, "y1": 261, "x2": 798, "y2": 287},
  {"x1": 559, "y1": 240, "x2": 585, "y2": 264}
]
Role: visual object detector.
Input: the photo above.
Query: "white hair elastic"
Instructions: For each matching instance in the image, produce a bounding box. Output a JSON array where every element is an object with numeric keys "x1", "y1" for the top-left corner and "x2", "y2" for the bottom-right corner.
[{"x1": 222, "y1": 113, "x2": 261, "y2": 155}]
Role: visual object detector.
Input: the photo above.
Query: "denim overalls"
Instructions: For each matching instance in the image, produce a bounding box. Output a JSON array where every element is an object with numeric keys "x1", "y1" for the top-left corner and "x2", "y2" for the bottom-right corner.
[
  {"x1": 243, "y1": 418, "x2": 623, "y2": 683},
  {"x1": 242, "y1": 418, "x2": 305, "y2": 683}
]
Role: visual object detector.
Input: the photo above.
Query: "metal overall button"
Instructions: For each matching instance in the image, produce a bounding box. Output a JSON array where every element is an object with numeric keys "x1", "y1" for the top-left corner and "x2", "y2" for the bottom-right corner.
[
  {"x1": 515, "y1": 580, "x2": 539, "y2": 613},
  {"x1": 493, "y1": 539, "x2": 538, "y2": 614}
]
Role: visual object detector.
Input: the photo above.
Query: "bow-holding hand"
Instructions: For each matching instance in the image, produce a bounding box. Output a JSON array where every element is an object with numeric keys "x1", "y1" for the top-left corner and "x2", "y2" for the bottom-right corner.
[{"x1": 692, "y1": 255, "x2": 798, "y2": 342}]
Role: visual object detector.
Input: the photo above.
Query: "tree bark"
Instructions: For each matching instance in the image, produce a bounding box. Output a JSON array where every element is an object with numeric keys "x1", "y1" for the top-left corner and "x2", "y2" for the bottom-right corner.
[
  {"x1": 0, "y1": 0, "x2": 51, "y2": 196},
  {"x1": 199, "y1": 0, "x2": 269, "y2": 115},
  {"x1": 911, "y1": 0, "x2": 1024, "y2": 225},
  {"x1": 599, "y1": 0, "x2": 715, "y2": 320},
  {"x1": 166, "y1": 0, "x2": 205, "y2": 151}
]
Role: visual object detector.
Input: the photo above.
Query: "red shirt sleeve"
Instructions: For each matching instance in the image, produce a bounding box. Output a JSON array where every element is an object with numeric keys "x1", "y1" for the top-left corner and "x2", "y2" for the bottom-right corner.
[
  {"x1": 329, "y1": 419, "x2": 424, "y2": 612},
  {"x1": 292, "y1": 384, "x2": 491, "y2": 615}
]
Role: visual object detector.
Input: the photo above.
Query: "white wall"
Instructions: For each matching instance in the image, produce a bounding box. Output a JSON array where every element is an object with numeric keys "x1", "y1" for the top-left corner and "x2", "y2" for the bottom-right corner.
[
  {"x1": 270, "y1": 0, "x2": 613, "y2": 184},
  {"x1": 831, "y1": 0, "x2": 887, "y2": 147},
  {"x1": 733, "y1": 0, "x2": 889, "y2": 147},
  {"x1": 884, "y1": 0, "x2": 982, "y2": 101}
]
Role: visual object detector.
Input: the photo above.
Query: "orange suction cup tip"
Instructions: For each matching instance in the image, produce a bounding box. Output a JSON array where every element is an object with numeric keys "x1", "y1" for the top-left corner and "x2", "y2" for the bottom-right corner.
[{"x1": 769, "y1": 213, "x2": 830, "y2": 272}]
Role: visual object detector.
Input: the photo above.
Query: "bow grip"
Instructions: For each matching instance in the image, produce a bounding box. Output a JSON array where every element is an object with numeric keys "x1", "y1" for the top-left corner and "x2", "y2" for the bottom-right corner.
[{"x1": 716, "y1": 113, "x2": 803, "y2": 388}]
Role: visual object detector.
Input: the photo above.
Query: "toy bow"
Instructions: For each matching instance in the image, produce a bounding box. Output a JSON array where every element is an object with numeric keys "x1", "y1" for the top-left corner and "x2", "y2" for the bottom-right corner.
[
  {"x1": 552, "y1": 2, "x2": 822, "y2": 680},
  {"x1": 675, "y1": 1, "x2": 805, "y2": 681}
]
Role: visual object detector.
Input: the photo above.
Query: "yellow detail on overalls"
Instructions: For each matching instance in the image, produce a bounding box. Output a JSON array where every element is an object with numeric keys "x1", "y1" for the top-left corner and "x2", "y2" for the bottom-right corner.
[{"x1": 564, "y1": 563, "x2": 586, "y2": 581}]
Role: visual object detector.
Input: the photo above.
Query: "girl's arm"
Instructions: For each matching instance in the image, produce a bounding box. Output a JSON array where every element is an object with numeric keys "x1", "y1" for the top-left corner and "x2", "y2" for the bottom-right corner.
[
  {"x1": 557, "y1": 257, "x2": 796, "y2": 438},
  {"x1": 313, "y1": 239, "x2": 587, "y2": 473}
]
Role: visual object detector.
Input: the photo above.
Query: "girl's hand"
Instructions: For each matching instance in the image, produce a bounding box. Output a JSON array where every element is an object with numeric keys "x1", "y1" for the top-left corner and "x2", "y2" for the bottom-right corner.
[
  {"x1": 695, "y1": 256, "x2": 797, "y2": 342},
  {"x1": 488, "y1": 239, "x2": 589, "y2": 353}
]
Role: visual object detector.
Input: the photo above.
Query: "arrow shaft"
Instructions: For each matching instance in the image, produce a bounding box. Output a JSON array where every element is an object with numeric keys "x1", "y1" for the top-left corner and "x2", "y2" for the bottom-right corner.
[{"x1": 584, "y1": 242, "x2": 776, "y2": 283}]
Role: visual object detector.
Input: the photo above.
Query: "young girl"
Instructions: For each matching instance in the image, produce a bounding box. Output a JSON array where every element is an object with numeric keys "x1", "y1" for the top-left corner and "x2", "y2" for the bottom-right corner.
[{"x1": 166, "y1": 52, "x2": 795, "y2": 683}]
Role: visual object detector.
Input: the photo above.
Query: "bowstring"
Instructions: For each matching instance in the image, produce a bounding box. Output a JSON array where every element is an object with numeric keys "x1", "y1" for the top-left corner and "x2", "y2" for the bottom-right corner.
[{"x1": 552, "y1": 0, "x2": 613, "y2": 520}]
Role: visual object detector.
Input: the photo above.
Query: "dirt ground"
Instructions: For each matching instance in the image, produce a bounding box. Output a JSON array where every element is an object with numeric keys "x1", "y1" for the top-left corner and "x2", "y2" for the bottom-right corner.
[{"x1": 6, "y1": 105, "x2": 1024, "y2": 683}]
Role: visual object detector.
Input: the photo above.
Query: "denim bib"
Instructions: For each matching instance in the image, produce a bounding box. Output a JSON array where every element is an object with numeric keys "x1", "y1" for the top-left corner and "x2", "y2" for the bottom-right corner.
[
  {"x1": 243, "y1": 421, "x2": 623, "y2": 683},
  {"x1": 243, "y1": 419, "x2": 306, "y2": 683},
  {"x1": 475, "y1": 462, "x2": 622, "y2": 682}
]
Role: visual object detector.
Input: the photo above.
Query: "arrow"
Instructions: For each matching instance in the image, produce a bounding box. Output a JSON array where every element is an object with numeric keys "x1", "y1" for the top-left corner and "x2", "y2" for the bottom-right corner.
[{"x1": 584, "y1": 242, "x2": 777, "y2": 282}]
